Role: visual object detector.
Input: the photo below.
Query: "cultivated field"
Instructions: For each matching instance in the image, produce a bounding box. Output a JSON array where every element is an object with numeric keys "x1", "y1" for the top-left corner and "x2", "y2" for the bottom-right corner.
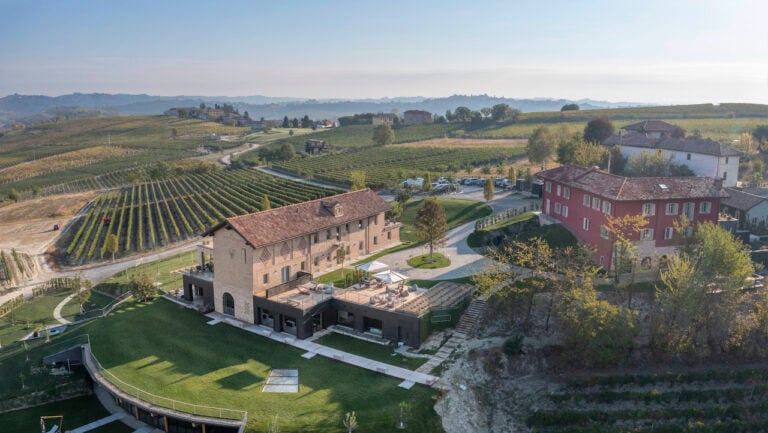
[{"x1": 400, "y1": 137, "x2": 527, "y2": 147}]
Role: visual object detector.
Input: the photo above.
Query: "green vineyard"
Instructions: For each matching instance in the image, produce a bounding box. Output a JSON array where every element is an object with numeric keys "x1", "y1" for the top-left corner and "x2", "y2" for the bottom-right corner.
[
  {"x1": 528, "y1": 368, "x2": 768, "y2": 432},
  {"x1": 61, "y1": 169, "x2": 338, "y2": 265},
  {"x1": 272, "y1": 145, "x2": 523, "y2": 187}
]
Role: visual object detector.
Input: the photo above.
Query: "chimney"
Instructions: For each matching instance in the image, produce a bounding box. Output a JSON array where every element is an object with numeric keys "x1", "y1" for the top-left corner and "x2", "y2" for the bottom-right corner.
[{"x1": 714, "y1": 177, "x2": 723, "y2": 190}]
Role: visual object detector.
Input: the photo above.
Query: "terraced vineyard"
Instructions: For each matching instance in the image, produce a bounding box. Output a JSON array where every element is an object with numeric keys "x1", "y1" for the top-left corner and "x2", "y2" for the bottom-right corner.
[
  {"x1": 272, "y1": 145, "x2": 522, "y2": 187},
  {"x1": 61, "y1": 169, "x2": 338, "y2": 265},
  {"x1": 529, "y1": 368, "x2": 768, "y2": 432}
]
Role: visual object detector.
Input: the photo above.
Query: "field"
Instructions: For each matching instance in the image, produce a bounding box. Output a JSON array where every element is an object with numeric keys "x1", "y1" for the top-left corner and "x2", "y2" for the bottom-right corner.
[
  {"x1": 62, "y1": 298, "x2": 442, "y2": 433},
  {"x1": 271, "y1": 123, "x2": 461, "y2": 149},
  {"x1": 272, "y1": 145, "x2": 522, "y2": 188},
  {"x1": 59, "y1": 168, "x2": 338, "y2": 265},
  {"x1": 528, "y1": 368, "x2": 768, "y2": 432},
  {"x1": 0, "y1": 115, "x2": 248, "y2": 199}
]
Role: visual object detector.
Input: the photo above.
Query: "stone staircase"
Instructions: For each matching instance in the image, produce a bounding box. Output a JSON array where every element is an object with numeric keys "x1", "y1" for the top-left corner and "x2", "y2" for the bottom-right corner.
[{"x1": 453, "y1": 298, "x2": 486, "y2": 337}]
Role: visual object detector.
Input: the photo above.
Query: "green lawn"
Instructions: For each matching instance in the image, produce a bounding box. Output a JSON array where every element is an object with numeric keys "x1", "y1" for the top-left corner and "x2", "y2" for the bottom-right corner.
[
  {"x1": 400, "y1": 198, "x2": 492, "y2": 243},
  {"x1": 407, "y1": 253, "x2": 450, "y2": 269},
  {"x1": 0, "y1": 394, "x2": 133, "y2": 433},
  {"x1": 408, "y1": 277, "x2": 475, "y2": 289},
  {"x1": 314, "y1": 333, "x2": 428, "y2": 370},
  {"x1": 74, "y1": 298, "x2": 442, "y2": 433},
  {"x1": 59, "y1": 291, "x2": 116, "y2": 322},
  {"x1": 0, "y1": 291, "x2": 71, "y2": 346},
  {"x1": 95, "y1": 251, "x2": 197, "y2": 296}
]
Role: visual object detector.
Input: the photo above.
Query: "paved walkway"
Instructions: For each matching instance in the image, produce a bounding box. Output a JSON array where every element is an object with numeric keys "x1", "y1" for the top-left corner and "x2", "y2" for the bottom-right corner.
[
  {"x1": 204, "y1": 311, "x2": 438, "y2": 387},
  {"x1": 70, "y1": 412, "x2": 125, "y2": 433},
  {"x1": 52, "y1": 293, "x2": 76, "y2": 324}
]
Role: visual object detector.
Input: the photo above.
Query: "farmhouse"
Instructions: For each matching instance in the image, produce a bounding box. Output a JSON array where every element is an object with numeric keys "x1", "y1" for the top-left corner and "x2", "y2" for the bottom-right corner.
[
  {"x1": 372, "y1": 113, "x2": 398, "y2": 125},
  {"x1": 720, "y1": 187, "x2": 768, "y2": 229},
  {"x1": 403, "y1": 110, "x2": 433, "y2": 125},
  {"x1": 537, "y1": 165, "x2": 728, "y2": 274},
  {"x1": 603, "y1": 120, "x2": 741, "y2": 187},
  {"x1": 305, "y1": 139, "x2": 328, "y2": 154}
]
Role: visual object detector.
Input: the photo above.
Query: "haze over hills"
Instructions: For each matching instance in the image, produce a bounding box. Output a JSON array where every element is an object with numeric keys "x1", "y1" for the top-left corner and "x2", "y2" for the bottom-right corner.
[{"x1": 0, "y1": 93, "x2": 649, "y2": 128}]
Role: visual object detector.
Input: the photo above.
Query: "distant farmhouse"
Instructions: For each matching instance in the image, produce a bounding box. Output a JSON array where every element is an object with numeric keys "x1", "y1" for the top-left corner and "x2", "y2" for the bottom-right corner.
[
  {"x1": 403, "y1": 110, "x2": 433, "y2": 125},
  {"x1": 603, "y1": 120, "x2": 741, "y2": 187},
  {"x1": 538, "y1": 165, "x2": 728, "y2": 276},
  {"x1": 305, "y1": 139, "x2": 328, "y2": 154},
  {"x1": 372, "y1": 113, "x2": 398, "y2": 125},
  {"x1": 165, "y1": 104, "x2": 259, "y2": 127},
  {"x1": 721, "y1": 187, "x2": 768, "y2": 230}
]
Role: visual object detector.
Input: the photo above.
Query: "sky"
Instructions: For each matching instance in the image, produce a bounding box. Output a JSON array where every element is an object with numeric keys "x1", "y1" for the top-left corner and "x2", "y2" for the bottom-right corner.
[{"x1": 1, "y1": 0, "x2": 767, "y2": 104}]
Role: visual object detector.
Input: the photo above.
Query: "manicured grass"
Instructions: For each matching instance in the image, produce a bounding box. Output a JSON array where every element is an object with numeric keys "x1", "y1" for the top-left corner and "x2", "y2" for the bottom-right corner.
[
  {"x1": 0, "y1": 394, "x2": 133, "y2": 433},
  {"x1": 0, "y1": 291, "x2": 71, "y2": 345},
  {"x1": 74, "y1": 298, "x2": 442, "y2": 433},
  {"x1": 315, "y1": 267, "x2": 357, "y2": 287},
  {"x1": 314, "y1": 333, "x2": 428, "y2": 370},
  {"x1": 400, "y1": 198, "x2": 492, "y2": 243},
  {"x1": 407, "y1": 253, "x2": 450, "y2": 269},
  {"x1": 353, "y1": 243, "x2": 414, "y2": 264},
  {"x1": 95, "y1": 251, "x2": 197, "y2": 296},
  {"x1": 59, "y1": 291, "x2": 116, "y2": 322},
  {"x1": 515, "y1": 224, "x2": 577, "y2": 249},
  {"x1": 481, "y1": 211, "x2": 537, "y2": 231}
]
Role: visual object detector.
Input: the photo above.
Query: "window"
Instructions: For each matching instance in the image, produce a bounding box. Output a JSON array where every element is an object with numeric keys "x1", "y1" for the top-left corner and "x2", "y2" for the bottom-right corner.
[
  {"x1": 726, "y1": 157, "x2": 729, "y2": 164},
  {"x1": 326, "y1": 229, "x2": 332, "y2": 240},
  {"x1": 600, "y1": 225, "x2": 609, "y2": 239},
  {"x1": 280, "y1": 266, "x2": 291, "y2": 283},
  {"x1": 313, "y1": 233, "x2": 318, "y2": 244},
  {"x1": 602, "y1": 201, "x2": 611, "y2": 215},
  {"x1": 564, "y1": 187, "x2": 571, "y2": 199},
  {"x1": 358, "y1": 220, "x2": 363, "y2": 229},
  {"x1": 723, "y1": 172, "x2": 728, "y2": 180},
  {"x1": 592, "y1": 197, "x2": 600, "y2": 210},
  {"x1": 699, "y1": 201, "x2": 712, "y2": 214},
  {"x1": 583, "y1": 194, "x2": 591, "y2": 207},
  {"x1": 642, "y1": 203, "x2": 656, "y2": 216},
  {"x1": 685, "y1": 226, "x2": 694, "y2": 237},
  {"x1": 563, "y1": 206, "x2": 569, "y2": 217},
  {"x1": 641, "y1": 257, "x2": 652, "y2": 270},
  {"x1": 599, "y1": 256, "x2": 604, "y2": 265},
  {"x1": 554, "y1": 202, "x2": 562, "y2": 214},
  {"x1": 359, "y1": 241, "x2": 364, "y2": 250},
  {"x1": 666, "y1": 203, "x2": 679, "y2": 215},
  {"x1": 263, "y1": 273, "x2": 269, "y2": 284},
  {"x1": 346, "y1": 223, "x2": 350, "y2": 232},
  {"x1": 387, "y1": 231, "x2": 392, "y2": 240},
  {"x1": 640, "y1": 228, "x2": 654, "y2": 240},
  {"x1": 327, "y1": 254, "x2": 331, "y2": 261},
  {"x1": 556, "y1": 185, "x2": 561, "y2": 196},
  {"x1": 664, "y1": 227, "x2": 674, "y2": 240},
  {"x1": 300, "y1": 261, "x2": 305, "y2": 271},
  {"x1": 373, "y1": 236, "x2": 378, "y2": 245},
  {"x1": 545, "y1": 182, "x2": 552, "y2": 192},
  {"x1": 374, "y1": 216, "x2": 378, "y2": 225},
  {"x1": 336, "y1": 226, "x2": 341, "y2": 235},
  {"x1": 582, "y1": 217, "x2": 590, "y2": 231},
  {"x1": 683, "y1": 202, "x2": 695, "y2": 219},
  {"x1": 314, "y1": 257, "x2": 319, "y2": 267},
  {"x1": 687, "y1": 153, "x2": 691, "y2": 160}
]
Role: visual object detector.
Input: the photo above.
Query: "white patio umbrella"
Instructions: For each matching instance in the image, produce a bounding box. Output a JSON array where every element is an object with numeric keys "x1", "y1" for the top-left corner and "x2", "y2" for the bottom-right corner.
[
  {"x1": 373, "y1": 270, "x2": 408, "y2": 284},
  {"x1": 355, "y1": 260, "x2": 390, "y2": 273}
]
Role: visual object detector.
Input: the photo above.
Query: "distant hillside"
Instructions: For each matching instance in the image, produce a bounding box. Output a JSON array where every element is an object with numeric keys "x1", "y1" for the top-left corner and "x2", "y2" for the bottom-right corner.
[{"x1": 0, "y1": 92, "x2": 648, "y2": 128}]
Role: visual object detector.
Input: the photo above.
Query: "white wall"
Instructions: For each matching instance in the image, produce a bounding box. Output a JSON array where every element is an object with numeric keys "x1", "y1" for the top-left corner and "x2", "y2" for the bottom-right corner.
[{"x1": 621, "y1": 146, "x2": 738, "y2": 187}]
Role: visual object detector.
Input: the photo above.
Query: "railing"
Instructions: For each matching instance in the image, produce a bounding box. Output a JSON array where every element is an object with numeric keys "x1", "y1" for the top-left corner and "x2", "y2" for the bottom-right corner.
[
  {"x1": 71, "y1": 292, "x2": 133, "y2": 324},
  {"x1": 475, "y1": 202, "x2": 541, "y2": 230},
  {"x1": 84, "y1": 341, "x2": 247, "y2": 421}
]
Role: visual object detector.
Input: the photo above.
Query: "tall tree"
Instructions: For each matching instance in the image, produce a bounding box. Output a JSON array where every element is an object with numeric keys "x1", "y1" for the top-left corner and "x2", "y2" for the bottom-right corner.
[
  {"x1": 583, "y1": 117, "x2": 615, "y2": 143},
  {"x1": 281, "y1": 116, "x2": 290, "y2": 128},
  {"x1": 507, "y1": 166, "x2": 517, "y2": 187},
  {"x1": 453, "y1": 106, "x2": 472, "y2": 123},
  {"x1": 483, "y1": 178, "x2": 495, "y2": 201},
  {"x1": 73, "y1": 278, "x2": 92, "y2": 314},
  {"x1": 278, "y1": 143, "x2": 295, "y2": 161},
  {"x1": 604, "y1": 214, "x2": 649, "y2": 299},
  {"x1": 350, "y1": 170, "x2": 366, "y2": 191},
  {"x1": 104, "y1": 234, "x2": 119, "y2": 262},
  {"x1": 491, "y1": 103, "x2": 513, "y2": 122},
  {"x1": 372, "y1": 123, "x2": 395, "y2": 146},
  {"x1": 261, "y1": 194, "x2": 271, "y2": 211},
  {"x1": 422, "y1": 173, "x2": 432, "y2": 192},
  {"x1": 128, "y1": 272, "x2": 156, "y2": 302},
  {"x1": 415, "y1": 197, "x2": 448, "y2": 263},
  {"x1": 526, "y1": 126, "x2": 556, "y2": 169}
]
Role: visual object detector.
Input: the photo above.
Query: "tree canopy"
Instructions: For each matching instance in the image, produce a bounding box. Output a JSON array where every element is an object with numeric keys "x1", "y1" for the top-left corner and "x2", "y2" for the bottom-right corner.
[
  {"x1": 491, "y1": 104, "x2": 520, "y2": 122},
  {"x1": 415, "y1": 198, "x2": 448, "y2": 263},
  {"x1": 625, "y1": 149, "x2": 695, "y2": 177},
  {"x1": 350, "y1": 170, "x2": 366, "y2": 191},
  {"x1": 560, "y1": 103, "x2": 580, "y2": 111},
  {"x1": 583, "y1": 117, "x2": 615, "y2": 143},
  {"x1": 526, "y1": 126, "x2": 556, "y2": 169},
  {"x1": 128, "y1": 272, "x2": 156, "y2": 302},
  {"x1": 483, "y1": 178, "x2": 495, "y2": 201},
  {"x1": 372, "y1": 123, "x2": 395, "y2": 146},
  {"x1": 557, "y1": 136, "x2": 607, "y2": 167}
]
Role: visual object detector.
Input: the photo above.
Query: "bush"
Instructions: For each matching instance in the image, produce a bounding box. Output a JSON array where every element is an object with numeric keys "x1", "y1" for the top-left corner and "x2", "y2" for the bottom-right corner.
[{"x1": 504, "y1": 334, "x2": 525, "y2": 356}]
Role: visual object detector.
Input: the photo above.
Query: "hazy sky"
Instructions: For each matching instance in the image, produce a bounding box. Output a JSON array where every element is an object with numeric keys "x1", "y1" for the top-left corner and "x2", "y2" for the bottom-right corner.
[{"x1": 2, "y1": 0, "x2": 767, "y2": 104}]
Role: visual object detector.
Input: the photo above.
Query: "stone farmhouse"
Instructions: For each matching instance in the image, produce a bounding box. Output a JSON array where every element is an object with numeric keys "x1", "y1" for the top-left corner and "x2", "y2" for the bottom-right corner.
[
  {"x1": 372, "y1": 113, "x2": 398, "y2": 125},
  {"x1": 603, "y1": 120, "x2": 741, "y2": 187},
  {"x1": 537, "y1": 165, "x2": 729, "y2": 274},
  {"x1": 403, "y1": 110, "x2": 433, "y2": 125}
]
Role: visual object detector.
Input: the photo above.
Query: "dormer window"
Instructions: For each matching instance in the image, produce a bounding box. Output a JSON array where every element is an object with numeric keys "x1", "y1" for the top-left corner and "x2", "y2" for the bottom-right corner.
[{"x1": 335, "y1": 205, "x2": 343, "y2": 217}]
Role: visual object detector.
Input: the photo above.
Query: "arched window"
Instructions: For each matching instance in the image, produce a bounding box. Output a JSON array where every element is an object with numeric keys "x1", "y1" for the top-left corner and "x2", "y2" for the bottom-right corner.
[
  {"x1": 223, "y1": 292, "x2": 235, "y2": 316},
  {"x1": 641, "y1": 256, "x2": 652, "y2": 270}
]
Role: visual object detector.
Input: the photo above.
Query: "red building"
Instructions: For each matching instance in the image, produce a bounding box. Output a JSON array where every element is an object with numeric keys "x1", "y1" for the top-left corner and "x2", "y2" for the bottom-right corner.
[{"x1": 537, "y1": 166, "x2": 728, "y2": 273}]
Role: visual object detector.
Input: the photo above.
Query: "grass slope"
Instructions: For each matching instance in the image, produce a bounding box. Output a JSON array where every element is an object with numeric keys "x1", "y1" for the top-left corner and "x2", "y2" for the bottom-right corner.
[
  {"x1": 78, "y1": 299, "x2": 442, "y2": 433},
  {"x1": 399, "y1": 198, "x2": 492, "y2": 243},
  {"x1": 0, "y1": 395, "x2": 133, "y2": 433},
  {"x1": 314, "y1": 333, "x2": 428, "y2": 370}
]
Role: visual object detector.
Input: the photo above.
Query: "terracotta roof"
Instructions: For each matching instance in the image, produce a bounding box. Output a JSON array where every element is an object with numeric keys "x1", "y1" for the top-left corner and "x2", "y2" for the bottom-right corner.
[
  {"x1": 537, "y1": 165, "x2": 729, "y2": 201},
  {"x1": 603, "y1": 132, "x2": 741, "y2": 157},
  {"x1": 622, "y1": 120, "x2": 678, "y2": 133},
  {"x1": 722, "y1": 187, "x2": 767, "y2": 211},
  {"x1": 204, "y1": 189, "x2": 391, "y2": 248}
]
